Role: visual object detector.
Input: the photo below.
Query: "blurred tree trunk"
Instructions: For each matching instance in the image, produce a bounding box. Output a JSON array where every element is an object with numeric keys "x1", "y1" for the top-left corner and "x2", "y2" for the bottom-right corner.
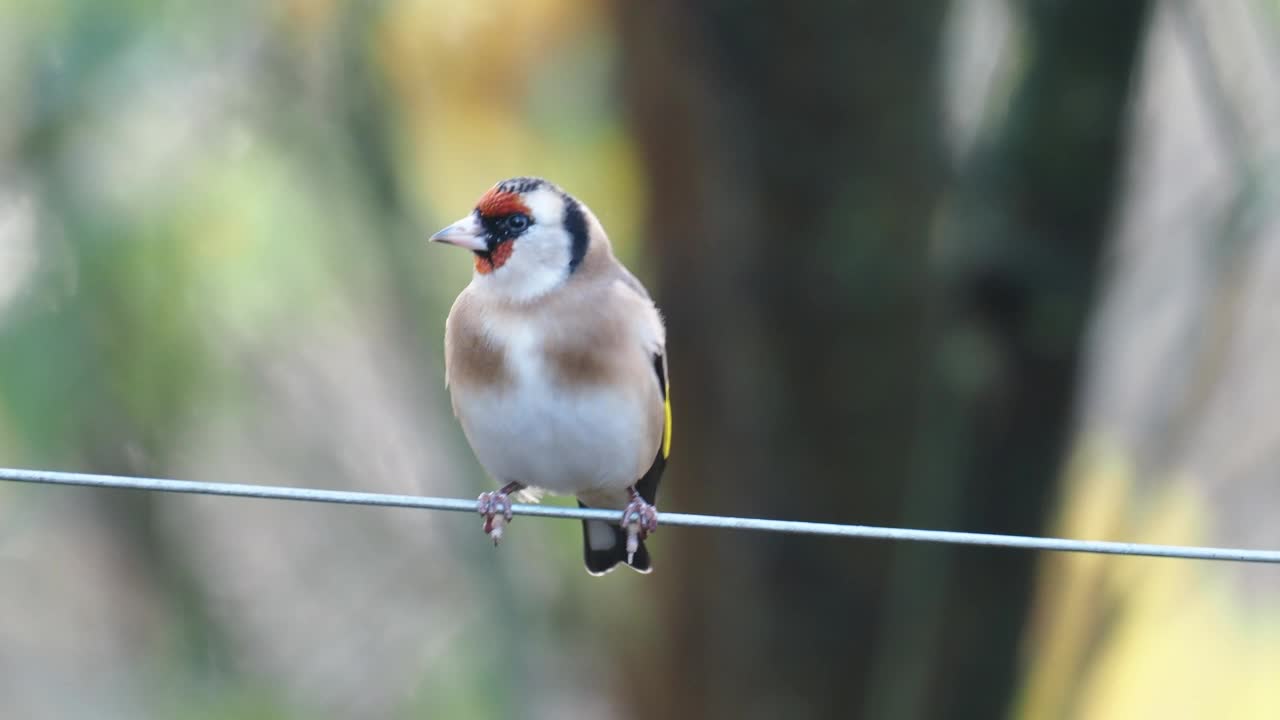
[
  {"x1": 616, "y1": 3, "x2": 944, "y2": 718},
  {"x1": 869, "y1": 2, "x2": 1152, "y2": 719},
  {"x1": 616, "y1": 1, "x2": 1149, "y2": 719}
]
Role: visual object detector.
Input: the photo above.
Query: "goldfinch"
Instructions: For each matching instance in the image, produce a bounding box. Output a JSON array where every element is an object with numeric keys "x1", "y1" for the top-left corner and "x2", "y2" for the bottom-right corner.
[{"x1": 429, "y1": 177, "x2": 670, "y2": 575}]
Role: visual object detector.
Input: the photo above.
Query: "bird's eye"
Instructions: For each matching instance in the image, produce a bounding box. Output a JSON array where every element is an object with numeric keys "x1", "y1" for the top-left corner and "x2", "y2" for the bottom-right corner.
[{"x1": 504, "y1": 213, "x2": 530, "y2": 233}]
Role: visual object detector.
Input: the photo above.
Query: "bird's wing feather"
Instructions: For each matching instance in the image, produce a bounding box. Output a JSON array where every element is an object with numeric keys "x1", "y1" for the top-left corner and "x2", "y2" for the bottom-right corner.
[{"x1": 607, "y1": 272, "x2": 670, "y2": 504}]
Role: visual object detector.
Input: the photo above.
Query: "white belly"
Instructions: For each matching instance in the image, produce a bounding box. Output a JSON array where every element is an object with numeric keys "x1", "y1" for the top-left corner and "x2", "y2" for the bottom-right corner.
[{"x1": 454, "y1": 380, "x2": 651, "y2": 497}]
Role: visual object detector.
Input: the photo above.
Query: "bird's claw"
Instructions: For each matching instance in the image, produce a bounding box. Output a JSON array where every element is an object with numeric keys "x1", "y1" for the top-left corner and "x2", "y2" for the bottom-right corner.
[
  {"x1": 478, "y1": 490, "x2": 514, "y2": 545},
  {"x1": 621, "y1": 495, "x2": 659, "y2": 563}
]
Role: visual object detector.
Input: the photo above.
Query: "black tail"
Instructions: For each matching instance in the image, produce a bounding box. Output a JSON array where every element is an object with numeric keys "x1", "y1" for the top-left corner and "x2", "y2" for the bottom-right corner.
[{"x1": 580, "y1": 502, "x2": 651, "y2": 575}]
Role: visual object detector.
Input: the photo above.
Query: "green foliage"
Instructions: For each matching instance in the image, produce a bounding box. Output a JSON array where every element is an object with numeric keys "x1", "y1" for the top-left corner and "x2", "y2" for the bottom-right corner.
[{"x1": 0, "y1": 1, "x2": 640, "y2": 717}]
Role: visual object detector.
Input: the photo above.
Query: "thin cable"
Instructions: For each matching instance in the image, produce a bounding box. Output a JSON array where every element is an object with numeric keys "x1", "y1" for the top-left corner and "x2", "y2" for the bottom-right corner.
[{"x1": 2, "y1": 466, "x2": 1278, "y2": 564}]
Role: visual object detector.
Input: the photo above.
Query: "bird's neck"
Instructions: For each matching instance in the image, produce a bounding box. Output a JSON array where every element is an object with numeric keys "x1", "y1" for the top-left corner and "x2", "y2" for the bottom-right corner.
[{"x1": 470, "y1": 262, "x2": 567, "y2": 305}]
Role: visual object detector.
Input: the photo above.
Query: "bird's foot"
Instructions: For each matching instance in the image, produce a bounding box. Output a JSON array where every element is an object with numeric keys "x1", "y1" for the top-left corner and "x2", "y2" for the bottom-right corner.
[
  {"x1": 621, "y1": 490, "x2": 659, "y2": 563},
  {"x1": 478, "y1": 482, "x2": 523, "y2": 545}
]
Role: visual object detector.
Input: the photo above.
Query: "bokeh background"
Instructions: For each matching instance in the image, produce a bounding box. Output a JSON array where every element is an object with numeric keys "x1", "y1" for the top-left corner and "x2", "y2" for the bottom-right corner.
[{"x1": 1, "y1": 1, "x2": 1278, "y2": 718}]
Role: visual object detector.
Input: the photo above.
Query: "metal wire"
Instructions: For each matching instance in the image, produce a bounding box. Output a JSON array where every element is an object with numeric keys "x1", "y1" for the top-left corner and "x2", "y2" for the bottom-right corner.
[{"x1": 2, "y1": 466, "x2": 1278, "y2": 564}]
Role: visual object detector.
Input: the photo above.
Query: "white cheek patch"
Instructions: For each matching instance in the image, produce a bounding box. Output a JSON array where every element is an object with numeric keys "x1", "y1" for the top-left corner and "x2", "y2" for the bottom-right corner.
[
  {"x1": 467, "y1": 187, "x2": 584, "y2": 303},
  {"x1": 524, "y1": 189, "x2": 565, "y2": 226}
]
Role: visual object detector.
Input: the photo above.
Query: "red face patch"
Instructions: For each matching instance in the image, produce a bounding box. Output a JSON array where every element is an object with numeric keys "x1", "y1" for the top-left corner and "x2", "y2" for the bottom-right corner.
[
  {"x1": 472, "y1": 187, "x2": 531, "y2": 275},
  {"x1": 474, "y1": 239, "x2": 515, "y2": 275},
  {"x1": 475, "y1": 188, "x2": 531, "y2": 219}
]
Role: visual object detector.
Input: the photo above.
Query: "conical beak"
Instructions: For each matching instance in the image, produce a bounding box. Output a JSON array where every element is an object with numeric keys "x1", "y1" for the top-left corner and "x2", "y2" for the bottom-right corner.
[{"x1": 429, "y1": 214, "x2": 488, "y2": 252}]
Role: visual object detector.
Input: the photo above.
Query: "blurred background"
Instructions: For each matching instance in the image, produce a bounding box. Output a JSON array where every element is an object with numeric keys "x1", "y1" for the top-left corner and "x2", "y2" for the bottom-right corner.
[{"x1": 1, "y1": 0, "x2": 1278, "y2": 718}]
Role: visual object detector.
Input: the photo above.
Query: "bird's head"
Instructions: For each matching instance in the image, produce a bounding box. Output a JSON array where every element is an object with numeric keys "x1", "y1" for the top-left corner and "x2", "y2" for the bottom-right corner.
[{"x1": 430, "y1": 177, "x2": 600, "y2": 302}]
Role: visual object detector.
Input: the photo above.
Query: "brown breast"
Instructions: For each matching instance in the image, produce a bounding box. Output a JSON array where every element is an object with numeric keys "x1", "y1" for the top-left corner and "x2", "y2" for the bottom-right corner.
[{"x1": 445, "y1": 293, "x2": 511, "y2": 390}]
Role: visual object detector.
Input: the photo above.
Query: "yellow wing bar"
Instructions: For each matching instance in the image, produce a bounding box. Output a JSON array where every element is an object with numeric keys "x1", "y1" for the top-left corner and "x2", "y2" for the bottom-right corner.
[{"x1": 662, "y1": 387, "x2": 672, "y2": 458}]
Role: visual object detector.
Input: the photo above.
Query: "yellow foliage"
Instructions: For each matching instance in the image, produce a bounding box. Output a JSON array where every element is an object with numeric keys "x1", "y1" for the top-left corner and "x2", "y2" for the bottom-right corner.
[
  {"x1": 1017, "y1": 437, "x2": 1280, "y2": 720},
  {"x1": 373, "y1": 0, "x2": 642, "y2": 250}
]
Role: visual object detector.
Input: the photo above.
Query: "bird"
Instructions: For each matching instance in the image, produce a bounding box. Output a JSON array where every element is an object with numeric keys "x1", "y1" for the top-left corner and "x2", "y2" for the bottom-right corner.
[{"x1": 429, "y1": 177, "x2": 670, "y2": 575}]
